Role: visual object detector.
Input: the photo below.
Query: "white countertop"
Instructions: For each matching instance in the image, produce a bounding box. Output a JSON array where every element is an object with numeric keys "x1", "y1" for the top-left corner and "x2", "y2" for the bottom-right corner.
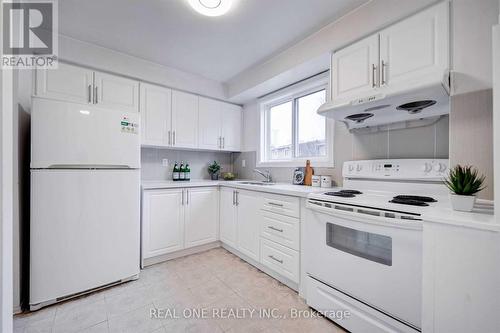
[
  {"x1": 142, "y1": 180, "x2": 498, "y2": 231},
  {"x1": 141, "y1": 179, "x2": 333, "y2": 198},
  {"x1": 423, "y1": 200, "x2": 498, "y2": 232}
]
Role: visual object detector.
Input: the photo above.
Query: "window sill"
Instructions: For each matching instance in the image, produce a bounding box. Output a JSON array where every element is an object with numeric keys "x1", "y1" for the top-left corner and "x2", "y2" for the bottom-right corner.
[{"x1": 256, "y1": 158, "x2": 334, "y2": 168}]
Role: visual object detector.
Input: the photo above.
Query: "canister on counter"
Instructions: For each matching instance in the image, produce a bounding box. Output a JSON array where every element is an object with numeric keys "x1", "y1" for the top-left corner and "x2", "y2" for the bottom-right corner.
[
  {"x1": 312, "y1": 175, "x2": 321, "y2": 187},
  {"x1": 321, "y1": 175, "x2": 333, "y2": 188}
]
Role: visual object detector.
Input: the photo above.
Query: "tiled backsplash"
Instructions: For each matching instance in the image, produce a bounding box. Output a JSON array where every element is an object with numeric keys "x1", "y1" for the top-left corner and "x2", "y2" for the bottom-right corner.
[
  {"x1": 141, "y1": 148, "x2": 232, "y2": 181},
  {"x1": 233, "y1": 115, "x2": 450, "y2": 186}
]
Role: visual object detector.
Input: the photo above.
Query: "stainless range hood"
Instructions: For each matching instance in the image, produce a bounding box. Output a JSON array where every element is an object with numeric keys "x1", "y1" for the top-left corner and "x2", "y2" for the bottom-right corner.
[{"x1": 317, "y1": 79, "x2": 450, "y2": 130}]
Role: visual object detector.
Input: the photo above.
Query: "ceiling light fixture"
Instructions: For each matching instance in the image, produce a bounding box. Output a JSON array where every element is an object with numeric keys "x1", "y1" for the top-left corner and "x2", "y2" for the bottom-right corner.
[{"x1": 187, "y1": 0, "x2": 233, "y2": 17}]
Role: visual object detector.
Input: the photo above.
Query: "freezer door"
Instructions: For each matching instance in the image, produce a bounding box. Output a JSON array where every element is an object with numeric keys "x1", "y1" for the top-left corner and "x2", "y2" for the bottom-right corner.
[
  {"x1": 31, "y1": 98, "x2": 140, "y2": 168},
  {"x1": 30, "y1": 170, "x2": 140, "y2": 305}
]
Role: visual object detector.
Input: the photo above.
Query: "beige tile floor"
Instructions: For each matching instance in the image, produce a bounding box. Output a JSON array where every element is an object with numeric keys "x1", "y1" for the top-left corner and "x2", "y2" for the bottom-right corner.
[{"x1": 14, "y1": 247, "x2": 346, "y2": 333}]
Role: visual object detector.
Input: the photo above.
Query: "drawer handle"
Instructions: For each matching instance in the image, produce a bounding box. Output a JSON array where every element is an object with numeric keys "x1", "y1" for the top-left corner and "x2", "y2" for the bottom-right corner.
[
  {"x1": 268, "y1": 226, "x2": 284, "y2": 233},
  {"x1": 268, "y1": 255, "x2": 283, "y2": 264},
  {"x1": 268, "y1": 202, "x2": 284, "y2": 207}
]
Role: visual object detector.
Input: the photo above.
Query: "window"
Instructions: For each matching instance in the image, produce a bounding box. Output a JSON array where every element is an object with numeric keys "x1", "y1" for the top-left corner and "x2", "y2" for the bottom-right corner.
[{"x1": 260, "y1": 80, "x2": 332, "y2": 167}]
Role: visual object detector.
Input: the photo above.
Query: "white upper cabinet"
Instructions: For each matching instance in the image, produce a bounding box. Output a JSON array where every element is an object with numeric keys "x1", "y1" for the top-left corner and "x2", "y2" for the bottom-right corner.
[
  {"x1": 198, "y1": 97, "x2": 242, "y2": 151},
  {"x1": 172, "y1": 90, "x2": 199, "y2": 149},
  {"x1": 198, "y1": 97, "x2": 223, "y2": 150},
  {"x1": 140, "y1": 83, "x2": 172, "y2": 147},
  {"x1": 220, "y1": 103, "x2": 242, "y2": 151},
  {"x1": 94, "y1": 72, "x2": 139, "y2": 113},
  {"x1": 332, "y1": 34, "x2": 379, "y2": 100},
  {"x1": 184, "y1": 187, "x2": 218, "y2": 248},
  {"x1": 379, "y1": 2, "x2": 449, "y2": 90},
  {"x1": 35, "y1": 63, "x2": 139, "y2": 112},
  {"x1": 35, "y1": 62, "x2": 94, "y2": 104},
  {"x1": 332, "y1": 2, "x2": 449, "y2": 102}
]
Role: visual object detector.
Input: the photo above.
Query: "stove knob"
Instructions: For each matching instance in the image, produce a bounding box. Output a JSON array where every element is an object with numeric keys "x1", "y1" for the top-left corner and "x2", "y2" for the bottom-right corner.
[
  {"x1": 356, "y1": 164, "x2": 363, "y2": 172},
  {"x1": 348, "y1": 164, "x2": 354, "y2": 172},
  {"x1": 438, "y1": 163, "x2": 448, "y2": 173},
  {"x1": 421, "y1": 163, "x2": 432, "y2": 173}
]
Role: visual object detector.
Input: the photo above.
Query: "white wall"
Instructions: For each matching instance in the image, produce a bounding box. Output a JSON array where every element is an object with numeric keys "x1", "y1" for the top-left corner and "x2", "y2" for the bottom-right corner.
[
  {"x1": 59, "y1": 35, "x2": 228, "y2": 101},
  {"x1": 1, "y1": 55, "x2": 15, "y2": 333},
  {"x1": 451, "y1": 0, "x2": 499, "y2": 94},
  {"x1": 494, "y1": 21, "x2": 500, "y2": 215}
]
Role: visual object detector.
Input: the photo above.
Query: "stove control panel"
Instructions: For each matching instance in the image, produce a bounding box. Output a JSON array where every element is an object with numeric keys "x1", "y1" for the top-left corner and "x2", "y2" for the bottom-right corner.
[{"x1": 343, "y1": 159, "x2": 449, "y2": 180}]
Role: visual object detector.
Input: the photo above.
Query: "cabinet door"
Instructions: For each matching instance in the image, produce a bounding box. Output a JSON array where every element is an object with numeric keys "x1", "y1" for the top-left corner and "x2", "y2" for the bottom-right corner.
[
  {"x1": 332, "y1": 34, "x2": 379, "y2": 100},
  {"x1": 379, "y1": 2, "x2": 448, "y2": 89},
  {"x1": 35, "y1": 62, "x2": 94, "y2": 104},
  {"x1": 219, "y1": 187, "x2": 237, "y2": 248},
  {"x1": 236, "y1": 190, "x2": 261, "y2": 261},
  {"x1": 220, "y1": 103, "x2": 242, "y2": 152},
  {"x1": 142, "y1": 189, "x2": 184, "y2": 259},
  {"x1": 184, "y1": 187, "x2": 218, "y2": 248},
  {"x1": 140, "y1": 83, "x2": 172, "y2": 147},
  {"x1": 198, "y1": 97, "x2": 222, "y2": 150},
  {"x1": 172, "y1": 90, "x2": 199, "y2": 149},
  {"x1": 94, "y1": 71, "x2": 139, "y2": 112}
]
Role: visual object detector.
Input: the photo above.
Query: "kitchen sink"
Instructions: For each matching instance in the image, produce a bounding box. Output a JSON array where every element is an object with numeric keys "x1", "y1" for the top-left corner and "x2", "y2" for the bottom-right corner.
[{"x1": 237, "y1": 181, "x2": 276, "y2": 186}]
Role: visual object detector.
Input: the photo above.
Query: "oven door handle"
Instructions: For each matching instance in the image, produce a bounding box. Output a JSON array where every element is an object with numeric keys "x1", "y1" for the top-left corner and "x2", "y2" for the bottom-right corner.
[{"x1": 306, "y1": 200, "x2": 423, "y2": 230}]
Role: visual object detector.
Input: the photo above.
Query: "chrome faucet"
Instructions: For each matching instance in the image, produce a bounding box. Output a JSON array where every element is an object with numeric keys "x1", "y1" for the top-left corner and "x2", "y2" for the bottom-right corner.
[{"x1": 253, "y1": 169, "x2": 272, "y2": 183}]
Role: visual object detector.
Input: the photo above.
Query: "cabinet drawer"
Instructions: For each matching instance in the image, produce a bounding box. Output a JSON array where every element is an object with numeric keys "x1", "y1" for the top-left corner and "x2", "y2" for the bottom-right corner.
[
  {"x1": 260, "y1": 238, "x2": 299, "y2": 283},
  {"x1": 260, "y1": 210, "x2": 299, "y2": 251},
  {"x1": 261, "y1": 193, "x2": 300, "y2": 218}
]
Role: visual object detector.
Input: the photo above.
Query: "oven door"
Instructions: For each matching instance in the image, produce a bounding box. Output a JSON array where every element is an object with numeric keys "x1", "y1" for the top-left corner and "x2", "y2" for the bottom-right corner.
[{"x1": 305, "y1": 200, "x2": 422, "y2": 329}]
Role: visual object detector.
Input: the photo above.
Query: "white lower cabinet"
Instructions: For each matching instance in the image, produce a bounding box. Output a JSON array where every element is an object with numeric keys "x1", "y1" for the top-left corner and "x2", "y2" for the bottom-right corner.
[
  {"x1": 260, "y1": 238, "x2": 299, "y2": 283},
  {"x1": 219, "y1": 188, "x2": 260, "y2": 261},
  {"x1": 142, "y1": 187, "x2": 218, "y2": 262},
  {"x1": 184, "y1": 187, "x2": 218, "y2": 248},
  {"x1": 219, "y1": 187, "x2": 238, "y2": 247},
  {"x1": 236, "y1": 190, "x2": 261, "y2": 261},
  {"x1": 219, "y1": 187, "x2": 301, "y2": 286},
  {"x1": 142, "y1": 189, "x2": 184, "y2": 259}
]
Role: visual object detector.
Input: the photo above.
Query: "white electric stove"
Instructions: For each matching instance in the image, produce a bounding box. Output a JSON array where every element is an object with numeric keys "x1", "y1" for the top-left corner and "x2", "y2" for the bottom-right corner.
[{"x1": 305, "y1": 159, "x2": 449, "y2": 333}]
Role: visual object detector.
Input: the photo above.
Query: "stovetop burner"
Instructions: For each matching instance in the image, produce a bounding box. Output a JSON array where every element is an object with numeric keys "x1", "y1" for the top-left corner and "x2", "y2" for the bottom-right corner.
[
  {"x1": 324, "y1": 191, "x2": 356, "y2": 198},
  {"x1": 339, "y1": 190, "x2": 363, "y2": 195},
  {"x1": 389, "y1": 195, "x2": 437, "y2": 207},
  {"x1": 393, "y1": 195, "x2": 437, "y2": 203}
]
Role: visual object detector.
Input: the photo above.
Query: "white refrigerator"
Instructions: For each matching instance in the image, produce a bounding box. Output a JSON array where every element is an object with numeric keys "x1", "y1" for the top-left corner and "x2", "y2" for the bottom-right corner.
[{"x1": 30, "y1": 98, "x2": 141, "y2": 310}]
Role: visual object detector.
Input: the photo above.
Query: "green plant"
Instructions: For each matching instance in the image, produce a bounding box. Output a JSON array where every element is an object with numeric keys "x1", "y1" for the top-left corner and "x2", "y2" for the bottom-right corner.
[
  {"x1": 207, "y1": 161, "x2": 221, "y2": 175},
  {"x1": 444, "y1": 165, "x2": 485, "y2": 196}
]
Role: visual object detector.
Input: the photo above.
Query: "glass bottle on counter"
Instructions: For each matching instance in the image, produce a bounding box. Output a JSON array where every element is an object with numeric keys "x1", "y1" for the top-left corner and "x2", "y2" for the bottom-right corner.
[
  {"x1": 185, "y1": 164, "x2": 190, "y2": 181},
  {"x1": 179, "y1": 161, "x2": 185, "y2": 181},
  {"x1": 172, "y1": 162, "x2": 180, "y2": 181}
]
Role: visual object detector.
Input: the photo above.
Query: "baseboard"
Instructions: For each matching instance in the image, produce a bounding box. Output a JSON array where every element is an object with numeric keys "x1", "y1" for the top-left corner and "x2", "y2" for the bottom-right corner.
[
  {"x1": 13, "y1": 305, "x2": 22, "y2": 315},
  {"x1": 221, "y1": 243, "x2": 300, "y2": 292},
  {"x1": 142, "y1": 241, "x2": 221, "y2": 267}
]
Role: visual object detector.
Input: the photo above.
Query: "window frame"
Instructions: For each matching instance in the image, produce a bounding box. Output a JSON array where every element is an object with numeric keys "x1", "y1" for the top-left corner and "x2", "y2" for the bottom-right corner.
[{"x1": 258, "y1": 76, "x2": 334, "y2": 168}]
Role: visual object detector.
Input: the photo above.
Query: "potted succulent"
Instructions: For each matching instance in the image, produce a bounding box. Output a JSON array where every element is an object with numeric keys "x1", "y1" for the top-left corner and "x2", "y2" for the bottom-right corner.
[
  {"x1": 444, "y1": 165, "x2": 486, "y2": 212},
  {"x1": 208, "y1": 161, "x2": 221, "y2": 180}
]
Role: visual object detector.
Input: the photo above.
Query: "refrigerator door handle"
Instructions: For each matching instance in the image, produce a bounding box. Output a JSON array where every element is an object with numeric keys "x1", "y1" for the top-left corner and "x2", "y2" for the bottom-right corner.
[
  {"x1": 94, "y1": 86, "x2": 98, "y2": 104},
  {"x1": 45, "y1": 164, "x2": 134, "y2": 169}
]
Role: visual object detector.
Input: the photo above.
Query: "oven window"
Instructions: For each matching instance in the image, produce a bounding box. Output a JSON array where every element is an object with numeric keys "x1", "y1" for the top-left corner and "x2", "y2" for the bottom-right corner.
[{"x1": 326, "y1": 223, "x2": 392, "y2": 266}]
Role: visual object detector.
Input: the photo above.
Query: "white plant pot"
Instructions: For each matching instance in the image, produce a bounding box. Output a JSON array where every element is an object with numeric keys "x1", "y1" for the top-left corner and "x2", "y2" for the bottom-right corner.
[{"x1": 450, "y1": 194, "x2": 476, "y2": 212}]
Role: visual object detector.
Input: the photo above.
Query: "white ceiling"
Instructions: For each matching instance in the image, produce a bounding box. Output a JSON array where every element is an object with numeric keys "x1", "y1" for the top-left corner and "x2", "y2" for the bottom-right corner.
[{"x1": 59, "y1": 0, "x2": 367, "y2": 82}]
